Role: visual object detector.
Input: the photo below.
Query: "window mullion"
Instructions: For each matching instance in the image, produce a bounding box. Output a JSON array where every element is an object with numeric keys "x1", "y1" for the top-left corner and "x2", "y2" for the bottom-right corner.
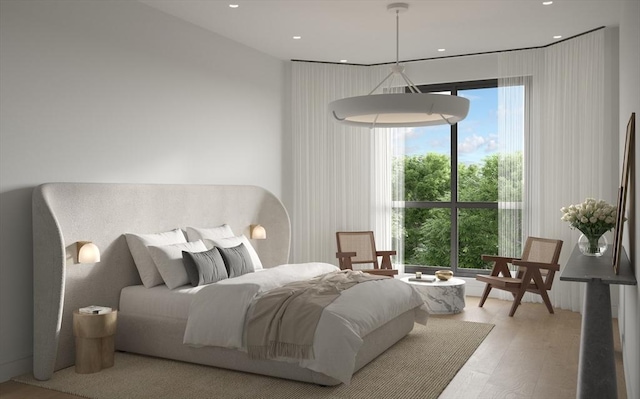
[{"x1": 450, "y1": 86, "x2": 459, "y2": 274}]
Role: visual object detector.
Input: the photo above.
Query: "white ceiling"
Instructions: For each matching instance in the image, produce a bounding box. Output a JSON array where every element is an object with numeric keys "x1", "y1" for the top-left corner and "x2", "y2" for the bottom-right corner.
[{"x1": 138, "y1": 0, "x2": 622, "y2": 65}]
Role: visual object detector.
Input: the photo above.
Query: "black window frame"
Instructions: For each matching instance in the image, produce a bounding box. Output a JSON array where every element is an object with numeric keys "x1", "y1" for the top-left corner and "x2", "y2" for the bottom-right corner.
[{"x1": 399, "y1": 79, "x2": 501, "y2": 278}]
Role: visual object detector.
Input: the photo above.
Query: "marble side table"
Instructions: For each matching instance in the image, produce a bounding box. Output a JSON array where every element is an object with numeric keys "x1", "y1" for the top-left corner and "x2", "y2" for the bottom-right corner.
[{"x1": 399, "y1": 275, "x2": 465, "y2": 314}]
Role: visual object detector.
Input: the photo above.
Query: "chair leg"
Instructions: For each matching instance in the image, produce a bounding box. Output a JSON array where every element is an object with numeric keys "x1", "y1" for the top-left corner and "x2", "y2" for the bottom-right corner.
[
  {"x1": 379, "y1": 254, "x2": 393, "y2": 270},
  {"x1": 540, "y1": 291, "x2": 555, "y2": 314},
  {"x1": 509, "y1": 272, "x2": 532, "y2": 317},
  {"x1": 530, "y1": 271, "x2": 555, "y2": 314},
  {"x1": 533, "y1": 287, "x2": 555, "y2": 314},
  {"x1": 509, "y1": 290, "x2": 526, "y2": 317},
  {"x1": 479, "y1": 284, "x2": 492, "y2": 307}
]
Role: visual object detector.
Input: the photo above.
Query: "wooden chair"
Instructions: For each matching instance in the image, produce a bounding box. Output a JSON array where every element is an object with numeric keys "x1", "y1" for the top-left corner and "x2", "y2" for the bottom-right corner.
[
  {"x1": 476, "y1": 236, "x2": 563, "y2": 317},
  {"x1": 335, "y1": 231, "x2": 398, "y2": 276}
]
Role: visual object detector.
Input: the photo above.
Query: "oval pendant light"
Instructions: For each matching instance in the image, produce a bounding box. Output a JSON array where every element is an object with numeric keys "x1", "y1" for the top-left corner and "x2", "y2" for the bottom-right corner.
[{"x1": 328, "y1": 3, "x2": 470, "y2": 129}]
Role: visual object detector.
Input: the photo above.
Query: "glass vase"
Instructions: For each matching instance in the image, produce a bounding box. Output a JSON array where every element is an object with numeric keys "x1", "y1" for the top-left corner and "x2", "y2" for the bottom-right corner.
[{"x1": 578, "y1": 233, "x2": 608, "y2": 257}]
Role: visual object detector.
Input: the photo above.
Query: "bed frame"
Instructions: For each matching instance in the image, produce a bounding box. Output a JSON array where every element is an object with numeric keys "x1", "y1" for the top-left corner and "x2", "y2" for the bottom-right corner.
[{"x1": 32, "y1": 183, "x2": 414, "y2": 384}]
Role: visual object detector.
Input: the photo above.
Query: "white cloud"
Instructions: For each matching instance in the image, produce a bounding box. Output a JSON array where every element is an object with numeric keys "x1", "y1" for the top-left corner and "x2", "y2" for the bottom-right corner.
[
  {"x1": 484, "y1": 133, "x2": 498, "y2": 152},
  {"x1": 485, "y1": 138, "x2": 499, "y2": 152},
  {"x1": 458, "y1": 134, "x2": 487, "y2": 153},
  {"x1": 458, "y1": 133, "x2": 498, "y2": 154}
]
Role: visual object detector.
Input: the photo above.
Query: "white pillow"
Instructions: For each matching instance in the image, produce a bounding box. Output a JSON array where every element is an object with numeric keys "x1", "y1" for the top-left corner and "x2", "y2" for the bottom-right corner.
[
  {"x1": 148, "y1": 240, "x2": 208, "y2": 290},
  {"x1": 125, "y1": 229, "x2": 187, "y2": 288},
  {"x1": 186, "y1": 224, "x2": 234, "y2": 242},
  {"x1": 212, "y1": 234, "x2": 263, "y2": 271}
]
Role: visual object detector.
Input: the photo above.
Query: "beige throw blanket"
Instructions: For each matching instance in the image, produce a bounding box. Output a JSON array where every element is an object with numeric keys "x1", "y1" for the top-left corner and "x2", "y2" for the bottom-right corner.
[{"x1": 246, "y1": 270, "x2": 389, "y2": 360}]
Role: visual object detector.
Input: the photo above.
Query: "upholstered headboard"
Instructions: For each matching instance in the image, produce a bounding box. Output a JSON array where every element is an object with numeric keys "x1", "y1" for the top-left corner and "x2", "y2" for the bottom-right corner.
[{"x1": 32, "y1": 183, "x2": 291, "y2": 380}]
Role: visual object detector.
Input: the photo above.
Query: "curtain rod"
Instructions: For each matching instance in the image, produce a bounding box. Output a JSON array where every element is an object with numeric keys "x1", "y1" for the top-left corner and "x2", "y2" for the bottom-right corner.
[{"x1": 291, "y1": 26, "x2": 606, "y2": 67}]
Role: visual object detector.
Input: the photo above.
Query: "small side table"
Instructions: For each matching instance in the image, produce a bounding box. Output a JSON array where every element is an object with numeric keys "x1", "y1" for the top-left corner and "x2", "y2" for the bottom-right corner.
[
  {"x1": 72, "y1": 310, "x2": 117, "y2": 374},
  {"x1": 399, "y1": 275, "x2": 466, "y2": 314}
]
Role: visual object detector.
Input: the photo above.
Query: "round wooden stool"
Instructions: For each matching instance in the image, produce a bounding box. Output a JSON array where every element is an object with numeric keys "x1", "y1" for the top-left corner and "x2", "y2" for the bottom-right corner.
[{"x1": 72, "y1": 310, "x2": 118, "y2": 374}]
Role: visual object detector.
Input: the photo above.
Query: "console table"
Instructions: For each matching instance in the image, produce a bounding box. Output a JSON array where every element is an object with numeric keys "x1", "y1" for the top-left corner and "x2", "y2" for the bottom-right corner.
[{"x1": 560, "y1": 245, "x2": 636, "y2": 398}]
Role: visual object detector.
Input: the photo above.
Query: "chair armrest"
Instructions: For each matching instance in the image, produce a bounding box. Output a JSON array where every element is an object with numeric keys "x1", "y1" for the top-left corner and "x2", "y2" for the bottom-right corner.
[
  {"x1": 336, "y1": 252, "x2": 357, "y2": 259},
  {"x1": 481, "y1": 254, "x2": 520, "y2": 262},
  {"x1": 512, "y1": 260, "x2": 560, "y2": 272},
  {"x1": 336, "y1": 252, "x2": 356, "y2": 270}
]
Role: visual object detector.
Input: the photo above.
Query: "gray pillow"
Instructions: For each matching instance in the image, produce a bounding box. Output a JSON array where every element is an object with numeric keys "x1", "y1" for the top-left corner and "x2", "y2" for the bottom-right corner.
[
  {"x1": 216, "y1": 243, "x2": 255, "y2": 278},
  {"x1": 211, "y1": 235, "x2": 263, "y2": 270},
  {"x1": 182, "y1": 247, "x2": 228, "y2": 286}
]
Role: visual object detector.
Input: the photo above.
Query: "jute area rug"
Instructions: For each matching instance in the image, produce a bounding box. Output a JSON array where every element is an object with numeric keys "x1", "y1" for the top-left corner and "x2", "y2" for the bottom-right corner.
[{"x1": 15, "y1": 318, "x2": 493, "y2": 399}]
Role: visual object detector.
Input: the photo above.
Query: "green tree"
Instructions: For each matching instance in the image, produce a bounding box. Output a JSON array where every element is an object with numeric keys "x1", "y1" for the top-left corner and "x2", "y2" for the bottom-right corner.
[
  {"x1": 394, "y1": 154, "x2": 451, "y2": 266},
  {"x1": 395, "y1": 153, "x2": 450, "y2": 201},
  {"x1": 395, "y1": 152, "x2": 522, "y2": 269}
]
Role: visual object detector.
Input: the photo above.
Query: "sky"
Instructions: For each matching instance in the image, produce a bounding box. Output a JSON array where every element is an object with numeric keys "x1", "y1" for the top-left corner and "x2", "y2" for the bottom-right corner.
[{"x1": 404, "y1": 87, "x2": 503, "y2": 165}]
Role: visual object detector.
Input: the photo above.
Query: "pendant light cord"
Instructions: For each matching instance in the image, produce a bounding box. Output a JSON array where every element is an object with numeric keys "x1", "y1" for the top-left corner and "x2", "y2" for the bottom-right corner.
[{"x1": 396, "y1": 9, "x2": 400, "y2": 66}]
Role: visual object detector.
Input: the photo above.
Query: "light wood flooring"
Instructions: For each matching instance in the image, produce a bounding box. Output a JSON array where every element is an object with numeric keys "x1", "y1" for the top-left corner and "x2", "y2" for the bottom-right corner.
[
  {"x1": 439, "y1": 297, "x2": 626, "y2": 399},
  {"x1": 0, "y1": 297, "x2": 627, "y2": 399}
]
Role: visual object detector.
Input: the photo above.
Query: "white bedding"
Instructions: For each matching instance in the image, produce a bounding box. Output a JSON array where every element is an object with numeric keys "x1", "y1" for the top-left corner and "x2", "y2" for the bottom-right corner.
[
  {"x1": 119, "y1": 284, "x2": 205, "y2": 319},
  {"x1": 118, "y1": 269, "x2": 271, "y2": 319},
  {"x1": 183, "y1": 262, "x2": 428, "y2": 384}
]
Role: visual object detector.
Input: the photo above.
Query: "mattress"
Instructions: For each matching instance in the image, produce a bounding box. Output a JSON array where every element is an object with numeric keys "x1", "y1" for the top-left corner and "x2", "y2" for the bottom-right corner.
[
  {"x1": 119, "y1": 269, "x2": 271, "y2": 319},
  {"x1": 119, "y1": 284, "x2": 205, "y2": 320}
]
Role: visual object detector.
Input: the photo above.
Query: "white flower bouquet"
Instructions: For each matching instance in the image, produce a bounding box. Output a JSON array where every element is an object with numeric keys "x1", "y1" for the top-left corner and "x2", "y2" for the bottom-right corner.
[{"x1": 560, "y1": 198, "x2": 617, "y2": 237}]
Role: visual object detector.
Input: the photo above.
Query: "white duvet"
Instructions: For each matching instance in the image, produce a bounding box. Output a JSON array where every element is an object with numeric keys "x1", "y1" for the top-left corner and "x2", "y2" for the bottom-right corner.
[{"x1": 183, "y1": 263, "x2": 428, "y2": 384}]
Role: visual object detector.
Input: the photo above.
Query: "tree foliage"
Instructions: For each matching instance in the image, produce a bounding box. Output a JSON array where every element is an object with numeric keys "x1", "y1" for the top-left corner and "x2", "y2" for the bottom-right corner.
[{"x1": 395, "y1": 152, "x2": 523, "y2": 270}]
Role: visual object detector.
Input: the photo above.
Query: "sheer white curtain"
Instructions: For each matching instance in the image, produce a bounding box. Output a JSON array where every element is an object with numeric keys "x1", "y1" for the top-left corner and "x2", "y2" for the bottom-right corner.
[
  {"x1": 290, "y1": 62, "x2": 391, "y2": 264},
  {"x1": 497, "y1": 74, "x2": 532, "y2": 259},
  {"x1": 498, "y1": 29, "x2": 615, "y2": 311},
  {"x1": 372, "y1": 125, "x2": 406, "y2": 273},
  {"x1": 371, "y1": 65, "x2": 407, "y2": 273},
  {"x1": 497, "y1": 50, "x2": 542, "y2": 302}
]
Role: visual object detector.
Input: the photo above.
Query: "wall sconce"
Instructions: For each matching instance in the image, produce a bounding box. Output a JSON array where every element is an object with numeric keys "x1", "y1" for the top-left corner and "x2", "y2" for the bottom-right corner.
[
  {"x1": 77, "y1": 241, "x2": 101, "y2": 263},
  {"x1": 250, "y1": 225, "x2": 266, "y2": 240}
]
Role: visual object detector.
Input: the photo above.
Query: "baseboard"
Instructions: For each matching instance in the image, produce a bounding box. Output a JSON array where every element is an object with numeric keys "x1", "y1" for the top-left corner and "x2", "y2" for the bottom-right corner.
[{"x1": 0, "y1": 355, "x2": 32, "y2": 383}]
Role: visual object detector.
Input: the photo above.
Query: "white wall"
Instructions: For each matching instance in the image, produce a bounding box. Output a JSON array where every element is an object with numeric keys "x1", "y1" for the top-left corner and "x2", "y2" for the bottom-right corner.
[
  {"x1": 618, "y1": 1, "x2": 640, "y2": 398},
  {"x1": 0, "y1": 0, "x2": 285, "y2": 381}
]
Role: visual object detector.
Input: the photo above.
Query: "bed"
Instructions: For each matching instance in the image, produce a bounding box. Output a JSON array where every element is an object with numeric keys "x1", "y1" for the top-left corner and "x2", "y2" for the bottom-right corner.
[{"x1": 32, "y1": 183, "x2": 427, "y2": 385}]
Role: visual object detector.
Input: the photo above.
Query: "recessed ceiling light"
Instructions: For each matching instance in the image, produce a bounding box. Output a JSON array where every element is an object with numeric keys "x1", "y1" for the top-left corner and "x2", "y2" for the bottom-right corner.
[
  {"x1": 542, "y1": 1, "x2": 553, "y2": 5},
  {"x1": 293, "y1": 36, "x2": 301, "y2": 40},
  {"x1": 437, "y1": 48, "x2": 446, "y2": 52},
  {"x1": 229, "y1": 4, "x2": 239, "y2": 8},
  {"x1": 553, "y1": 35, "x2": 562, "y2": 39},
  {"x1": 340, "y1": 59, "x2": 348, "y2": 63}
]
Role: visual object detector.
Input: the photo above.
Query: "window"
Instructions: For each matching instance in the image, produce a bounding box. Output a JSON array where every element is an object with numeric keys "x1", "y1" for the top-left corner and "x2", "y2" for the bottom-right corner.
[{"x1": 393, "y1": 79, "x2": 524, "y2": 277}]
